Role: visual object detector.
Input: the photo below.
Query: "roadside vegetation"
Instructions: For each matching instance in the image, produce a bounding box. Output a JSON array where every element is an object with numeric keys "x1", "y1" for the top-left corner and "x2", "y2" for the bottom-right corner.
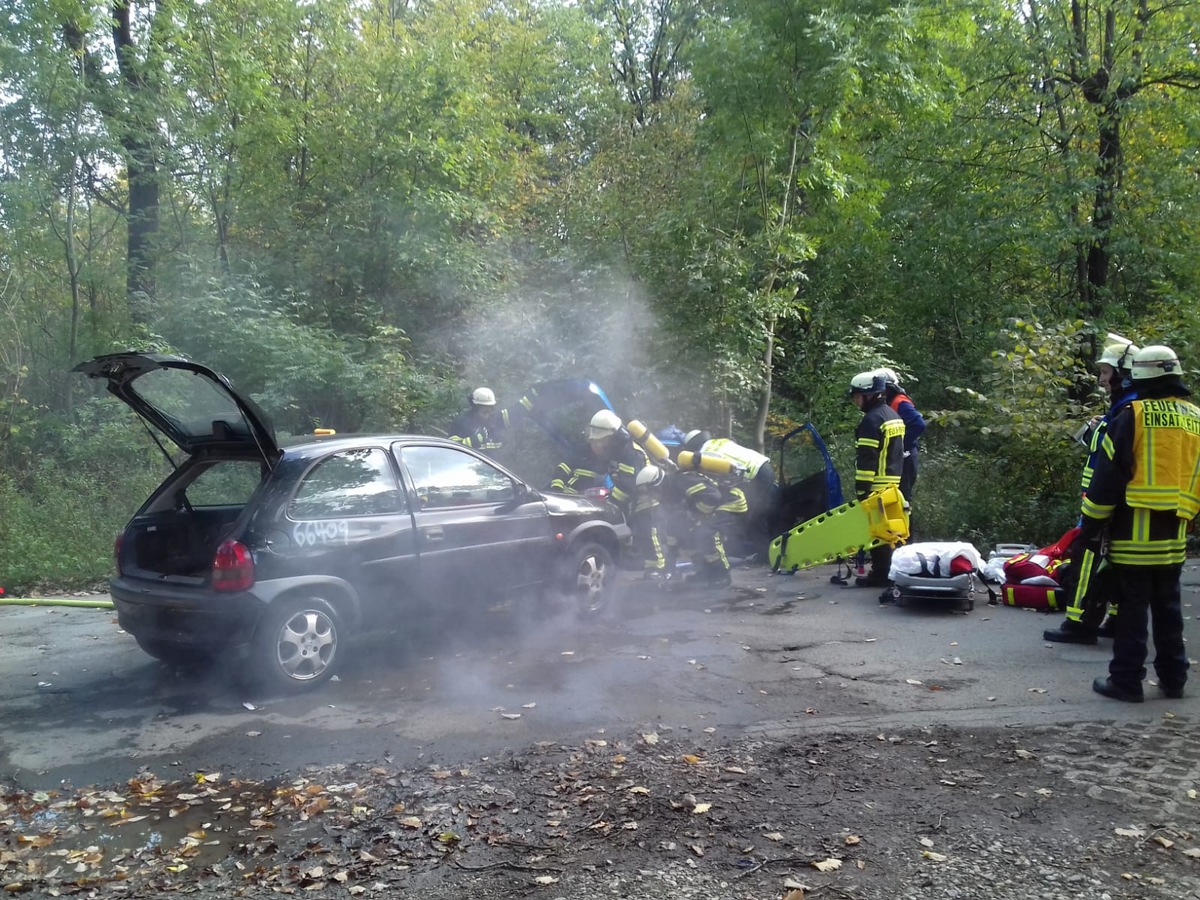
[{"x1": 2, "y1": 0, "x2": 1198, "y2": 593}]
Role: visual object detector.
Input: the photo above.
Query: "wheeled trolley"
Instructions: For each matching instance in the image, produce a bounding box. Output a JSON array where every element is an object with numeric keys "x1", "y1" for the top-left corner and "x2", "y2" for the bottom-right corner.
[
  {"x1": 889, "y1": 571, "x2": 978, "y2": 611},
  {"x1": 886, "y1": 542, "x2": 987, "y2": 612}
]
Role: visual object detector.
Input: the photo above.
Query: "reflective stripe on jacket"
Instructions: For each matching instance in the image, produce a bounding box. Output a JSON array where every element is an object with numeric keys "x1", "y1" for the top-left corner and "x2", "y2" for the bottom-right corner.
[
  {"x1": 855, "y1": 402, "x2": 905, "y2": 498},
  {"x1": 1081, "y1": 391, "x2": 1200, "y2": 566}
]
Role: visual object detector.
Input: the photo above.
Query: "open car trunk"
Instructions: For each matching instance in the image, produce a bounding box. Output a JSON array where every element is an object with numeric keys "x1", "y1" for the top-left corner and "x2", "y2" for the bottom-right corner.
[{"x1": 118, "y1": 457, "x2": 266, "y2": 582}]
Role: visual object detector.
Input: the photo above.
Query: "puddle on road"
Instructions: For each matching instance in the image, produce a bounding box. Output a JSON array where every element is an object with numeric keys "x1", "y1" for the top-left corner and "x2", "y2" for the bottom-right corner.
[{"x1": 1, "y1": 773, "x2": 333, "y2": 885}]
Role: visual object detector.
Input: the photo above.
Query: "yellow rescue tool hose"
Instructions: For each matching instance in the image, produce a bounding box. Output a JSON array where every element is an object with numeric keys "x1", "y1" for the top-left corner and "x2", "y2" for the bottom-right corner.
[{"x1": 0, "y1": 597, "x2": 115, "y2": 609}]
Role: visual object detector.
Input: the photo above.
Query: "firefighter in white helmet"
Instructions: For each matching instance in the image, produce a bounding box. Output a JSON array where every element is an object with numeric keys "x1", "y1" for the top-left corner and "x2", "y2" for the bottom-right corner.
[
  {"x1": 681, "y1": 429, "x2": 777, "y2": 557},
  {"x1": 592, "y1": 412, "x2": 666, "y2": 580},
  {"x1": 848, "y1": 370, "x2": 906, "y2": 589},
  {"x1": 1046, "y1": 336, "x2": 1139, "y2": 645},
  {"x1": 1080, "y1": 344, "x2": 1196, "y2": 702},
  {"x1": 447, "y1": 386, "x2": 514, "y2": 458}
]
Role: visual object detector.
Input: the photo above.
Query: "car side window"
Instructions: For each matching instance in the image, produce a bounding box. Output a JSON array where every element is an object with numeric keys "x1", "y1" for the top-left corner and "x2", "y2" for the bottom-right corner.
[
  {"x1": 400, "y1": 445, "x2": 516, "y2": 509},
  {"x1": 289, "y1": 448, "x2": 405, "y2": 519}
]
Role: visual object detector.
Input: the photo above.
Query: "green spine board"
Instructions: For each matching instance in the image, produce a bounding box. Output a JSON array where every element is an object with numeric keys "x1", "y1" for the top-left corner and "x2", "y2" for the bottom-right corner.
[{"x1": 768, "y1": 486, "x2": 909, "y2": 572}]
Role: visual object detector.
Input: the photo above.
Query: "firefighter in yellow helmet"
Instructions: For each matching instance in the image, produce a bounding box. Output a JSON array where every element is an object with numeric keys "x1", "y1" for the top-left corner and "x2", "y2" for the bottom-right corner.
[{"x1": 1079, "y1": 344, "x2": 1197, "y2": 701}]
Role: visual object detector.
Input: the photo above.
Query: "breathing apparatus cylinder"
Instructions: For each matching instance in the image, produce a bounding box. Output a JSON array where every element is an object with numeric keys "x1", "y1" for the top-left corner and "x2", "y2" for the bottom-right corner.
[
  {"x1": 626, "y1": 419, "x2": 672, "y2": 463},
  {"x1": 677, "y1": 450, "x2": 741, "y2": 477}
]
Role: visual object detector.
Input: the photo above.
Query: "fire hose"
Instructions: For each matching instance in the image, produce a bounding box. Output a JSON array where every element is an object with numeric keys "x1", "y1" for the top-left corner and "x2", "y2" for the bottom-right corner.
[{"x1": 0, "y1": 596, "x2": 114, "y2": 609}]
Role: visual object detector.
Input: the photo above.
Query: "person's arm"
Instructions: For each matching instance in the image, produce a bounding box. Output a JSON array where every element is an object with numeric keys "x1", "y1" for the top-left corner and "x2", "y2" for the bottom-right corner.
[
  {"x1": 1078, "y1": 405, "x2": 1133, "y2": 543},
  {"x1": 854, "y1": 421, "x2": 880, "y2": 499},
  {"x1": 896, "y1": 400, "x2": 925, "y2": 450}
]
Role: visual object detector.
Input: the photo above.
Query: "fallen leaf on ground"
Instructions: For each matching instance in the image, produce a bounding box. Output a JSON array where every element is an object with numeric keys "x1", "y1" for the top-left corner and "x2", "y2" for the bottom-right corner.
[
  {"x1": 1153, "y1": 836, "x2": 1175, "y2": 848},
  {"x1": 1028, "y1": 687, "x2": 1047, "y2": 694},
  {"x1": 922, "y1": 851, "x2": 948, "y2": 862},
  {"x1": 642, "y1": 733, "x2": 659, "y2": 745},
  {"x1": 765, "y1": 832, "x2": 784, "y2": 842},
  {"x1": 534, "y1": 875, "x2": 559, "y2": 885},
  {"x1": 811, "y1": 858, "x2": 842, "y2": 872},
  {"x1": 1115, "y1": 827, "x2": 1145, "y2": 838},
  {"x1": 844, "y1": 835, "x2": 861, "y2": 845},
  {"x1": 500, "y1": 713, "x2": 521, "y2": 720},
  {"x1": 905, "y1": 679, "x2": 923, "y2": 685},
  {"x1": 692, "y1": 802, "x2": 712, "y2": 814},
  {"x1": 783, "y1": 890, "x2": 805, "y2": 900}
]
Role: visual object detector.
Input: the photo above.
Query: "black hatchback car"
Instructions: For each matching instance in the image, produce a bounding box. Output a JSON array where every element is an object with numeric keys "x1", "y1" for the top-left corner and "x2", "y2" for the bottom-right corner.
[{"x1": 75, "y1": 352, "x2": 630, "y2": 691}]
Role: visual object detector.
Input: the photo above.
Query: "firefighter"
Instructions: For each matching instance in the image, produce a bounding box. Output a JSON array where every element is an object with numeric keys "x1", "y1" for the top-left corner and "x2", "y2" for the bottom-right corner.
[
  {"x1": 875, "y1": 368, "x2": 926, "y2": 523},
  {"x1": 1080, "y1": 344, "x2": 1197, "y2": 702},
  {"x1": 848, "y1": 370, "x2": 906, "y2": 588},
  {"x1": 588, "y1": 410, "x2": 667, "y2": 581},
  {"x1": 1045, "y1": 338, "x2": 1138, "y2": 645},
  {"x1": 547, "y1": 439, "x2": 606, "y2": 494},
  {"x1": 649, "y1": 460, "x2": 736, "y2": 588},
  {"x1": 682, "y1": 430, "x2": 777, "y2": 557},
  {"x1": 447, "y1": 387, "x2": 513, "y2": 457}
]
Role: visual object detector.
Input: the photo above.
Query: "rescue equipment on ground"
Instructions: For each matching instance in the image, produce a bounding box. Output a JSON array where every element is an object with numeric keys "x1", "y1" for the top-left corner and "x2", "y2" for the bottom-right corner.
[
  {"x1": 768, "y1": 484, "x2": 909, "y2": 573},
  {"x1": 997, "y1": 527, "x2": 1077, "y2": 610},
  {"x1": 887, "y1": 541, "x2": 991, "y2": 611}
]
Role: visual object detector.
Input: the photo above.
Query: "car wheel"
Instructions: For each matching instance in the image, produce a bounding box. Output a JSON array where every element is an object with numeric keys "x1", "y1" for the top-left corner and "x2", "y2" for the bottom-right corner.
[
  {"x1": 559, "y1": 541, "x2": 615, "y2": 616},
  {"x1": 253, "y1": 597, "x2": 342, "y2": 691},
  {"x1": 135, "y1": 637, "x2": 215, "y2": 669}
]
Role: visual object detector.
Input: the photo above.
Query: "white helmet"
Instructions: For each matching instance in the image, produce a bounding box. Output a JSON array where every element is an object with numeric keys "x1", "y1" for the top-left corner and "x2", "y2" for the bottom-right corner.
[
  {"x1": 848, "y1": 371, "x2": 884, "y2": 394},
  {"x1": 1130, "y1": 344, "x2": 1181, "y2": 381},
  {"x1": 1098, "y1": 340, "x2": 1138, "y2": 371},
  {"x1": 587, "y1": 409, "x2": 622, "y2": 440},
  {"x1": 470, "y1": 387, "x2": 497, "y2": 407},
  {"x1": 875, "y1": 367, "x2": 901, "y2": 386},
  {"x1": 636, "y1": 465, "x2": 664, "y2": 488}
]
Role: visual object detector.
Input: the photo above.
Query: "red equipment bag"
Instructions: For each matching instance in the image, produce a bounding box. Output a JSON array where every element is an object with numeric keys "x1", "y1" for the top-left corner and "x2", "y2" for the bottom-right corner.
[
  {"x1": 1001, "y1": 583, "x2": 1066, "y2": 611},
  {"x1": 999, "y1": 526, "x2": 1078, "y2": 610}
]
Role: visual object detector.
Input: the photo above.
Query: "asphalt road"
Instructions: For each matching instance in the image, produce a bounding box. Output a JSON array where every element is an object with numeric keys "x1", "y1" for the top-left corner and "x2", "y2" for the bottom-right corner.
[{"x1": 2, "y1": 561, "x2": 1196, "y2": 793}]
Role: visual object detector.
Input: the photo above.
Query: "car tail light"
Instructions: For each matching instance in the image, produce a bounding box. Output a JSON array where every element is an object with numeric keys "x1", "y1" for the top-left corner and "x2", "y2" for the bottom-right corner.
[
  {"x1": 212, "y1": 540, "x2": 255, "y2": 592},
  {"x1": 582, "y1": 487, "x2": 611, "y2": 501},
  {"x1": 113, "y1": 533, "x2": 124, "y2": 575}
]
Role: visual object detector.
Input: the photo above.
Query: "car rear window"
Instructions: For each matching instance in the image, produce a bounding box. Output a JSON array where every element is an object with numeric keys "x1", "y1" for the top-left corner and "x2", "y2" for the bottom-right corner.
[
  {"x1": 289, "y1": 448, "x2": 406, "y2": 519},
  {"x1": 184, "y1": 459, "x2": 266, "y2": 507}
]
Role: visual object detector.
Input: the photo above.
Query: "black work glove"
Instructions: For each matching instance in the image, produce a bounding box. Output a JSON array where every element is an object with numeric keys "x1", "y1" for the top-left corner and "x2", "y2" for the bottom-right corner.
[{"x1": 1069, "y1": 525, "x2": 1103, "y2": 562}]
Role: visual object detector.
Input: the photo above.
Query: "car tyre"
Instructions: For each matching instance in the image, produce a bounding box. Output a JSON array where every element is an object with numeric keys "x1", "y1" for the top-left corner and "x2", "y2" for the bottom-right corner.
[
  {"x1": 252, "y1": 597, "x2": 342, "y2": 692},
  {"x1": 558, "y1": 541, "x2": 615, "y2": 617}
]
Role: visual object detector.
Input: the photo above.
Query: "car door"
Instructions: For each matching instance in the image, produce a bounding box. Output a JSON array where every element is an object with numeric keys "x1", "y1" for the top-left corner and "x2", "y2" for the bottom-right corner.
[
  {"x1": 272, "y1": 446, "x2": 420, "y2": 624},
  {"x1": 394, "y1": 442, "x2": 555, "y2": 606}
]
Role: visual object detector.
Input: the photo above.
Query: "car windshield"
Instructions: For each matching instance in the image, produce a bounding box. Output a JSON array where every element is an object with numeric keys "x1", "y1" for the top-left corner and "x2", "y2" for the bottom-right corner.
[{"x1": 132, "y1": 366, "x2": 255, "y2": 443}]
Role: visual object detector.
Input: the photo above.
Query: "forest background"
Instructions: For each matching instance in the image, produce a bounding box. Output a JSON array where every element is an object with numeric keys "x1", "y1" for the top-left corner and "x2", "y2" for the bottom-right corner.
[{"x1": 1, "y1": 0, "x2": 1198, "y2": 592}]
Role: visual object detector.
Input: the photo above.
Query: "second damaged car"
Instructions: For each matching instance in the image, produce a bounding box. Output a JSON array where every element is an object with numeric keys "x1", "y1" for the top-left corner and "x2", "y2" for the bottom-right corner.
[{"x1": 74, "y1": 352, "x2": 631, "y2": 692}]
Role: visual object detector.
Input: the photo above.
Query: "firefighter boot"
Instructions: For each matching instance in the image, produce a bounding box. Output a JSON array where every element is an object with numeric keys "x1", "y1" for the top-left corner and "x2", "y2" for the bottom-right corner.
[
  {"x1": 1043, "y1": 619, "x2": 1098, "y2": 645},
  {"x1": 1092, "y1": 676, "x2": 1144, "y2": 703}
]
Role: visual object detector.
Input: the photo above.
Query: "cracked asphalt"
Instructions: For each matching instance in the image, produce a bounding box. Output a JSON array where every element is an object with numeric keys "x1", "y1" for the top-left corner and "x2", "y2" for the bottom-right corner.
[{"x1": 2, "y1": 560, "x2": 1198, "y2": 897}]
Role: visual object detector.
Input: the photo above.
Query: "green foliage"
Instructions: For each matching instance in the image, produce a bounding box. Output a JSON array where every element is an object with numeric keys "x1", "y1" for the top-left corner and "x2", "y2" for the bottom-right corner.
[
  {"x1": 2, "y1": 0, "x2": 1199, "y2": 588},
  {"x1": 0, "y1": 411, "x2": 169, "y2": 594}
]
